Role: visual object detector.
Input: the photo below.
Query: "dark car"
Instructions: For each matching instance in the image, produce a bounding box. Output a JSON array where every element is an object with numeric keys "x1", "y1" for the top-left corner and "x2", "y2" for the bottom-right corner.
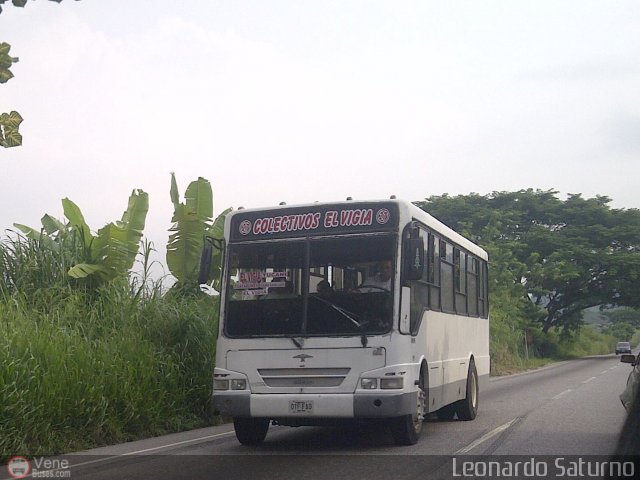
[{"x1": 616, "y1": 341, "x2": 632, "y2": 355}]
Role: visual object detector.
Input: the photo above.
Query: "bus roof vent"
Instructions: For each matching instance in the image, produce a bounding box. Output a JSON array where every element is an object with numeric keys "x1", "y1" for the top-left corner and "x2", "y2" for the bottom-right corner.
[
  {"x1": 238, "y1": 206, "x2": 245, "y2": 210},
  {"x1": 390, "y1": 195, "x2": 396, "y2": 199},
  {"x1": 279, "y1": 201, "x2": 287, "y2": 205},
  {"x1": 346, "y1": 196, "x2": 353, "y2": 201}
]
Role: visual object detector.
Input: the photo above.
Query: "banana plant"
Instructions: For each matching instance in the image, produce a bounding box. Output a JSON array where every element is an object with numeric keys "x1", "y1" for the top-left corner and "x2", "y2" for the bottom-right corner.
[
  {"x1": 65, "y1": 189, "x2": 149, "y2": 281},
  {"x1": 166, "y1": 174, "x2": 213, "y2": 289},
  {"x1": 13, "y1": 189, "x2": 148, "y2": 285}
]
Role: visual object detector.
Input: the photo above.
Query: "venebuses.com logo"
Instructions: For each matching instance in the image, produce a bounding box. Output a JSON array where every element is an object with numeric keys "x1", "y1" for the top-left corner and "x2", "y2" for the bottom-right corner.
[{"x1": 6, "y1": 456, "x2": 71, "y2": 479}]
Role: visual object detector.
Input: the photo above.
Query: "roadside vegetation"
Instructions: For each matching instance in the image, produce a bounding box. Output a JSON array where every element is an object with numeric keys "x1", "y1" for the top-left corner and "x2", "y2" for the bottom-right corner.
[
  {"x1": 1, "y1": 176, "x2": 227, "y2": 458},
  {"x1": 416, "y1": 190, "x2": 640, "y2": 375},
  {"x1": 1, "y1": 186, "x2": 639, "y2": 457}
]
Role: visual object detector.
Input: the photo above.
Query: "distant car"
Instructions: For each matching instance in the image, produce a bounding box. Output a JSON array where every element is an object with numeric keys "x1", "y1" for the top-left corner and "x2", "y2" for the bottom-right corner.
[
  {"x1": 616, "y1": 342, "x2": 632, "y2": 355},
  {"x1": 620, "y1": 353, "x2": 640, "y2": 412}
]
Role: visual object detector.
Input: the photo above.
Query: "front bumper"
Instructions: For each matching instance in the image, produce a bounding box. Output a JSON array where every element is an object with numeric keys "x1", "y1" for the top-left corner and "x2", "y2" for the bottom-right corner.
[{"x1": 213, "y1": 391, "x2": 417, "y2": 419}]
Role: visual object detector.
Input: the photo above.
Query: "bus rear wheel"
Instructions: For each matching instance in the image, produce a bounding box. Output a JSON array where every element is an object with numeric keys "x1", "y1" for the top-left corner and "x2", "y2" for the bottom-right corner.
[
  {"x1": 454, "y1": 360, "x2": 479, "y2": 421},
  {"x1": 390, "y1": 385, "x2": 426, "y2": 445},
  {"x1": 233, "y1": 417, "x2": 270, "y2": 445}
]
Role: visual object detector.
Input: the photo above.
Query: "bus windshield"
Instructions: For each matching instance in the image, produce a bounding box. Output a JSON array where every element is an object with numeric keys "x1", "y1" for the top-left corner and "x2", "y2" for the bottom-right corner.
[{"x1": 225, "y1": 235, "x2": 396, "y2": 337}]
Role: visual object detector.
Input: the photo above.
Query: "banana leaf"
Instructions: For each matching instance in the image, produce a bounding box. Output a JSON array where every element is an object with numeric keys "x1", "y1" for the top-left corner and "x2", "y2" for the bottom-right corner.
[{"x1": 166, "y1": 175, "x2": 213, "y2": 284}]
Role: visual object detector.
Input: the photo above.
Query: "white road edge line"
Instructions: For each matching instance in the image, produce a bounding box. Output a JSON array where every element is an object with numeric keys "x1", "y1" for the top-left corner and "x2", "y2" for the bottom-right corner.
[
  {"x1": 552, "y1": 388, "x2": 573, "y2": 400},
  {"x1": 454, "y1": 418, "x2": 519, "y2": 454},
  {"x1": 601, "y1": 371, "x2": 608, "y2": 375},
  {"x1": 582, "y1": 377, "x2": 597, "y2": 384}
]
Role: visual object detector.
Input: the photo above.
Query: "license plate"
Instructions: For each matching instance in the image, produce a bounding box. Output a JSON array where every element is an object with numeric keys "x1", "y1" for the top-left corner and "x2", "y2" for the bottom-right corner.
[{"x1": 289, "y1": 400, "x2": 313, "y2": 414}]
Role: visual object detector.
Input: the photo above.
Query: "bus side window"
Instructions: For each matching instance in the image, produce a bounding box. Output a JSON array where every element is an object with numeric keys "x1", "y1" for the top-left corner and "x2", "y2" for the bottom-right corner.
[
  {"x1": 428, "y1": 234, "x2": 441, "y2": 311},
  {"x1": 467, "y1": 257, "x2": 479, "y2": 316},
  {"x1": 440, "y1": 241, "x2": 454, "y2": 313},
  {"x1": 454, "y1": 249, "x2": 467, "y2": 314},
  {"x1": 478, "y1": 260, "x2": 488, "y2": 318},
  {"x1": 409, "y1": 228, "x2": 429, "y2": 333}
]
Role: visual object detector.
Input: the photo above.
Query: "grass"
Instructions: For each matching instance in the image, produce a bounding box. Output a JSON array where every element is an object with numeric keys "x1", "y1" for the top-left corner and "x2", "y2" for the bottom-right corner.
[{"x1": 0, "y1": 287, "x2": 220, "y2": 457}]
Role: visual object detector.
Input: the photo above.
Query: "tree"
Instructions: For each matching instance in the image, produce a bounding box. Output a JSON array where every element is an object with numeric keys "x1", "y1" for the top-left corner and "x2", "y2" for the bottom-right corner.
[{"x1": 415, "y1": 190, "x2": 640, "y2": 334}]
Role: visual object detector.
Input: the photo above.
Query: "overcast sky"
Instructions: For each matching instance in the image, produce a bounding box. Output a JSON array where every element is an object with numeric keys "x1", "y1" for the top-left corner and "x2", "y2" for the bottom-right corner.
[{"x1": 1, "y1": 0, "x2": 639, "y2": 278}]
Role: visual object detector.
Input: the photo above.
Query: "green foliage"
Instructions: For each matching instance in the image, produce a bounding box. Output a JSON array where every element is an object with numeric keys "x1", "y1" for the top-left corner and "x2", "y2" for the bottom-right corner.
[
  {"x1": 0, "y1": 42, "x2": 18, "y2": 84},
  {"x1": 603, "y1": 307, "x2": 640, "y2": 327},
  {"x1": 0, "y1": 110, "x2": 22, "y2": 148},
  {"x1": 416, "y1": 189, "x2": 640, "y2": 334},
  {"x1": 14, "y1": 190, "x2": 149, "y2": 285},
  {"x1": 166, "y1": 174, "x2": 213, "y2": 290},
  {"x1": 0, "y1": 282, "x2": 219, "y2": 457},
  {"x1": 1, "y1": 178, "x2": 225, "y2": 457},
  {"x1": 604, "y1": 322, "x2": 636, "y2": 342},
  {"x1": 0, "y1": 42, "x2": 22, "y2": 148},
  {"x1": 1, "y1": 224, "x2": 83, "y2": 298}
]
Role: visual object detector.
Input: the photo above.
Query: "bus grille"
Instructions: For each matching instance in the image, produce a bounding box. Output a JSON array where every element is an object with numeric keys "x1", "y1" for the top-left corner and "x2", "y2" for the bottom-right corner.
[{"x1": 258, "y1": 368, "x2": 350, "y2": 388}]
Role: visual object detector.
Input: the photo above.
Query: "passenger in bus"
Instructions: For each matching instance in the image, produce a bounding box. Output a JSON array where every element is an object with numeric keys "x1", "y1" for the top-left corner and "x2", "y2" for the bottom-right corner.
[
  {"x1": 360, "y1": 261, "x2": 392, "y2": 292},
  {"x1": 316, "y1": 280, "x2": 333, "y2": 296}
]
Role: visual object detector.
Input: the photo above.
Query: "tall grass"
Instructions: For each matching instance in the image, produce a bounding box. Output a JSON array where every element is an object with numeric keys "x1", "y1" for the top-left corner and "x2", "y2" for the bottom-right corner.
[{"x1": 0, "y1": 234, "x2": 219, "y2": 457}]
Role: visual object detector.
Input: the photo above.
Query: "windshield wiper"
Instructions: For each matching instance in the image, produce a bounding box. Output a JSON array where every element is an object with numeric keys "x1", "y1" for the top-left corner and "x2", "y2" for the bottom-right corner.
[
  {"x1": 310, "y1": 295, "x2": 363, "y2": 328},
  {"x1": 310, "y1": 295, "x2": 369, "y2": 348}
]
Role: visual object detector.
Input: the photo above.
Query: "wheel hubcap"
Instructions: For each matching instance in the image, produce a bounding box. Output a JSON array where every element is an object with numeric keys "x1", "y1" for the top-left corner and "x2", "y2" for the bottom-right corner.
[
  {"x1": 414, "y1": 389, "x2": 426, "y2": 431},
  {"x1": 470, "y1": 373, "x2": 477, "y2": 409}
]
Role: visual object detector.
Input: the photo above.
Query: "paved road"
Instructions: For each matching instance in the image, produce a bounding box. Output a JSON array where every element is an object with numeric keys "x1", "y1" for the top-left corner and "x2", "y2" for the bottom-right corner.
[{"x1": 3, "y1": 354, "x2": 634, "y2": 479}]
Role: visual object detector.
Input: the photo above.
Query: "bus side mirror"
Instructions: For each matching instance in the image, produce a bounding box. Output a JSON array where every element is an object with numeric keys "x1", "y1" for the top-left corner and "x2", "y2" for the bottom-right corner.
[
  {"x1": 198, "y1": 242, "x2": 214, "y2": 285},
  {"x1": 197, "y1": 236, "x2": 225, "y2": 286},
  {"x1": 404, "y1": 236, "x2": 424, "y2": 281}
]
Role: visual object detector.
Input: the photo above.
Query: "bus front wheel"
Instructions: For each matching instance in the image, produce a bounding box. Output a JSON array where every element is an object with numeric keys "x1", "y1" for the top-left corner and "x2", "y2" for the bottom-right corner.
[
  {"x1": 455, "y1": 360, "x2": 479, "y2": 421},
  {"x1": 233, "y1": 417, "x2": 270, "y2": 445},
  {"x1": 390, "y1": 385, "x2": 426, "y2": 445}
]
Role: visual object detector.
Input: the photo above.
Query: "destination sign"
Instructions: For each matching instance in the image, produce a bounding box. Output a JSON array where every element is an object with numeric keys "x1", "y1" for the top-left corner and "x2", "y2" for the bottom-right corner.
[{"x1": 229, "y1": 202, "x2": 399, "y2": 241}]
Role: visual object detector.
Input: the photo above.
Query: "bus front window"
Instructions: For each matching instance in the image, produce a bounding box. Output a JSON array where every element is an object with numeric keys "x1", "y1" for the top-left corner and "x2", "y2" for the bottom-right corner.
[{"x1": 225, "y1": 235, "x2": 395, "y2": 337}]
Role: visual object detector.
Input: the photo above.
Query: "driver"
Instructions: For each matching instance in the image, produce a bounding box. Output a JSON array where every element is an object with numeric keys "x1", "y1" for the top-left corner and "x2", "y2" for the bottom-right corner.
[{"x1": 360, "y1": 260, "x2": 392, "y2": 291}]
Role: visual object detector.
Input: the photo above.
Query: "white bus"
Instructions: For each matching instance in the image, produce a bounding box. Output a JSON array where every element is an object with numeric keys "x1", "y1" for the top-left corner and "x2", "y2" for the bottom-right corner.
[{"x1": 211, "y1": 199, "x2": 489, "y2": 446}]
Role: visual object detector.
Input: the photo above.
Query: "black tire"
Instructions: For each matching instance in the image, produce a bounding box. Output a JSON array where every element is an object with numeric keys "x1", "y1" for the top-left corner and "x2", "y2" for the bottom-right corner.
[
  {"x1": 455, "y1": 359, "x2": 479, "y2": 421},
  {"x1": 435, "y1": 403, "x2": 456, "y2": 420},
  {"x1": 233, "y1": 417, "x2": 270, "y2": 445},
  {"x1": 390, "y1": 373, "x2": 427, "y2": 445}
]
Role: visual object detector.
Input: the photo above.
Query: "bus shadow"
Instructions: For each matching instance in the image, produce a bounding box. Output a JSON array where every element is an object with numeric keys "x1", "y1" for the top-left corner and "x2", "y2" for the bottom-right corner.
[
  {"x1": 258, "y1": 422, "x2": 401, "y2": 452},
  {"x1": 254, "y1": 415, "x2": 457, "y2": 452}
]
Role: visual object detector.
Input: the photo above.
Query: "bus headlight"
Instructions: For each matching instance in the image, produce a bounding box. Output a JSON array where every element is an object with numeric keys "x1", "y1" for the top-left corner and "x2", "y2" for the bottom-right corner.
[
  {"x1": 231, "y1": 379, "x2": 247, "y2": 390},
  {"x1": 380, "y1": 377, "x2": 403, "y2": 389},
  {"x1": 213, "y1": 379, "x2": 229, "y2": 390},
  {"x1": 360, "y1": 378, "x2": 378, "y2": 389}
]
